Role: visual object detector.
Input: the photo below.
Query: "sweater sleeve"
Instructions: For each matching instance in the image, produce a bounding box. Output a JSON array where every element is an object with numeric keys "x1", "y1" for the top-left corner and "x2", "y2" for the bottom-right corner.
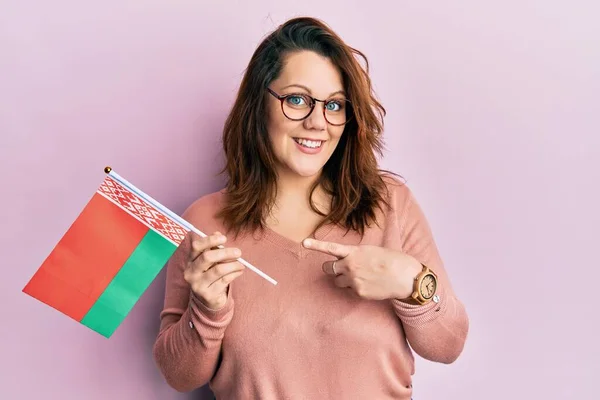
[
  {"x1": 152, "y1": 230, "x2": 235, "y2": 392},
  {"x1": 386, "y1": 182, "x2": 469, "y2": 364}
]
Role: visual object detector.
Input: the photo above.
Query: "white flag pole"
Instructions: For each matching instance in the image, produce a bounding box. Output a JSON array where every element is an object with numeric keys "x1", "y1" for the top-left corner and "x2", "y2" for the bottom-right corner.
[{"x1": 104, "y1": 166, "x2": 277, "y2": 286}]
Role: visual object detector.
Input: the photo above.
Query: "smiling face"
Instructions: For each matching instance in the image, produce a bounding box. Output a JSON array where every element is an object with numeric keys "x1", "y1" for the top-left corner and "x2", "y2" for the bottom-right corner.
[{"x1": 266, "y1": 50, "x2": 347, "y2": 179}]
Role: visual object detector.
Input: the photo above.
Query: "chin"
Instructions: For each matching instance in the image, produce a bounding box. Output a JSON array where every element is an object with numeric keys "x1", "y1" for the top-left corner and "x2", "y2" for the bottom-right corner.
[
  {"x1": 283, "y1": 161, "x2": 326, "y2": 178},
  {"x1": 293, "y1": 168, "x2": 323, "y2": 178}
]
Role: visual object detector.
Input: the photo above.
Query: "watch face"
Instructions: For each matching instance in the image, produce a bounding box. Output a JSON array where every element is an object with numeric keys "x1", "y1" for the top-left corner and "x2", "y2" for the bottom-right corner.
[{"x1": 420, "y1": 274, "x2": 436, "y2": 299}]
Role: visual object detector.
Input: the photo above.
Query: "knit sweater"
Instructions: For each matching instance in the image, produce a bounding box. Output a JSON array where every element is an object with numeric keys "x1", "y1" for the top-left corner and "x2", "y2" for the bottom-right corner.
[{"x1": 152, "y1": 177, "x2": 469, "y2": 399}]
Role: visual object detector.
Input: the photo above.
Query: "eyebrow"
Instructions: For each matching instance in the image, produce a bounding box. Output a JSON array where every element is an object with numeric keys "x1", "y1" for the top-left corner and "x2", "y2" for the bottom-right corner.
[{"x1": 280, "y1": 84, "x2": 346, "y2": 98}]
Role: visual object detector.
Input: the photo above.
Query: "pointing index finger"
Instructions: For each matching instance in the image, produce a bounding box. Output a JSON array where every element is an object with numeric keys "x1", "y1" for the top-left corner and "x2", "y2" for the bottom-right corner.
[{"x1": 302, "y1": 238, "x2": 352, "y2": 258}]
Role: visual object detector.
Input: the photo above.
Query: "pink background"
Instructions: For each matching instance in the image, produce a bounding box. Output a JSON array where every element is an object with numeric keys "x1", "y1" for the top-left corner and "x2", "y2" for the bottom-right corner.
[{"x1": 2, "y1": 1, "x2": 598, "y2": 399}]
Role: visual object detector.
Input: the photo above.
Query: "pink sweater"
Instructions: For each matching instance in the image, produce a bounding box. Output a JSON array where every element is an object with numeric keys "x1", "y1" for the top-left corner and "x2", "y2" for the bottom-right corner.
[{"x1": 152, "y1": 178, "x2": 469, "y2": 399}]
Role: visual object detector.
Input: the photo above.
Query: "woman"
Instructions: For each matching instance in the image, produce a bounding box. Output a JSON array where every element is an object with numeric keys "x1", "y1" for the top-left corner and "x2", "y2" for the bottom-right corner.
[{"x1": 153, "y1": 16, "x2": 469, "y2": 400}]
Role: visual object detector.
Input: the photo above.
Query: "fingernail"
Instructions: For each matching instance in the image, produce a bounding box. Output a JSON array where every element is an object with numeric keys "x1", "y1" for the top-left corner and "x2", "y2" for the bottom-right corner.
[
  {"x1": 233, "y1": 249, "x2": 241, "y2": 257},
  {"x1": 303, "y1": 239, "x2": 312, "y2": 247}
]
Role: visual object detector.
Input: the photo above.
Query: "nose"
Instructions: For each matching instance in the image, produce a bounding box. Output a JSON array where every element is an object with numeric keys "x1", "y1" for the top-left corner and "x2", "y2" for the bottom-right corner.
[{"x1": 303, "y1": 102, "x2": 327, "y2": 131}]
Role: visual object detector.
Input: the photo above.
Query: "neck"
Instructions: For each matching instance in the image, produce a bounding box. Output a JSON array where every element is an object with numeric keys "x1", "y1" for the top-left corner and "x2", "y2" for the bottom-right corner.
[
  {"x1": 276, "y1": 169, "x2": 320, "y2": 199},
  {"x1": 272, "y1": 167, "x2": 330, "y2": 215}
]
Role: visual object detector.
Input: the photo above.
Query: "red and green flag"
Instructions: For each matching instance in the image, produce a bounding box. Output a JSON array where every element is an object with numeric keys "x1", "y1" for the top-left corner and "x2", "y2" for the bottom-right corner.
[
  {"x1": 22, "y1": 167, "x2": 276, "y2": 338},
  {"x1": 22, "y1": 167, "x2": 191, "y2": 337}
]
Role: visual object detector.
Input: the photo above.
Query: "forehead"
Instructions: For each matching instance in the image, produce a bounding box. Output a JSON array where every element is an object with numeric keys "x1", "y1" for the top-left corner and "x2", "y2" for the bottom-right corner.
[{"x1": 275, "y1": 50, "x2": 344, "y2": 96}]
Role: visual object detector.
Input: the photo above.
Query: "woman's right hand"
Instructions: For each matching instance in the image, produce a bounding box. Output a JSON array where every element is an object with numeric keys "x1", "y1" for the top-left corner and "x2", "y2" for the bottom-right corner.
[{"x1": 183, "y1": 231, "x2": 245, "y2": 310}]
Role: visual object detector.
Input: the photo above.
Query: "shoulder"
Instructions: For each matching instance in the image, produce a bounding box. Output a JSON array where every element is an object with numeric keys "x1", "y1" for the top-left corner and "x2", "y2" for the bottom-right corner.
[
  {"x1": 376, "y1": 172, "x2": 434, "y2": 247},
  {"x1": 379, "y1": 171, "x2": 413, "y2": 213},
  {"x1": 180, "y1": 189, "x2": 227, "y2": 232}
]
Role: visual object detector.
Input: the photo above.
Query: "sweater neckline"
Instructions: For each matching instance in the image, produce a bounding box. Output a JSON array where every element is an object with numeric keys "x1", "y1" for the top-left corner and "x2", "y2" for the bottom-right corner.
[{"x1": 261, "y1": 223, "x2": 335, "y2": 258}]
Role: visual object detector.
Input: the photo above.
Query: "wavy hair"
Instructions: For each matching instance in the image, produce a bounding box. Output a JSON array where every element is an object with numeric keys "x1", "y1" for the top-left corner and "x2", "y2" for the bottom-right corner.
[{"x1": 217, "y1": 16, "x2": 397, "y2": 237}]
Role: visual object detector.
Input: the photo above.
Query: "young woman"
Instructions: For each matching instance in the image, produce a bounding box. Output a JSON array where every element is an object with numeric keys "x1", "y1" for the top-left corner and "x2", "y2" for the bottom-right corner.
[{"x1": 153, "y1": 16, "x2": 469, "y2": 400}]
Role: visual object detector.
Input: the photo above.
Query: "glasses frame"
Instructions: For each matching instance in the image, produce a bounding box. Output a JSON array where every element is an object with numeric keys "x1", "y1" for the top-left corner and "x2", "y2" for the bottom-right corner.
[{"x1": 267, "y1": 87, "x2": 352, "y2": 127}]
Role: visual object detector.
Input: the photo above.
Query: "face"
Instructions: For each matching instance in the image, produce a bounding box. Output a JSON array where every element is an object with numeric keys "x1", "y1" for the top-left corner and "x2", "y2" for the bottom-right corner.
[{"x1": 266, "y1": 50, "x2": 347, "y2": 179}]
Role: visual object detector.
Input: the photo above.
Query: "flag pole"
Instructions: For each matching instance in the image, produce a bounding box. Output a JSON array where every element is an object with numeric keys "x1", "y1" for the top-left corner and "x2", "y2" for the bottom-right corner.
[{"x1": 103, "y1": 166, "x2": 277, "y2": 286}]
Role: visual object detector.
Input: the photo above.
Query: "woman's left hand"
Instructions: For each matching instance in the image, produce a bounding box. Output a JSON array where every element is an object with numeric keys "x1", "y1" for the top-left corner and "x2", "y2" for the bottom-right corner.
[{"x1": 302, "y1": 238, "x2": 423, "y2": 301}]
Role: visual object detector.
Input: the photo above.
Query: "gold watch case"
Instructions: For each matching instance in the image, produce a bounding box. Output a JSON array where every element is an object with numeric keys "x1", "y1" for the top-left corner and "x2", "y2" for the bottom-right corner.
[{"x1": 411, "y1": 264, "x2": 438, "y2": 305}]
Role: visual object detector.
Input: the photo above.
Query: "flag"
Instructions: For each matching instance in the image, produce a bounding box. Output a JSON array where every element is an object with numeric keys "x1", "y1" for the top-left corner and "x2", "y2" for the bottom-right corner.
[
  {"x1": 23, "y1": 167, "x2": 277, "y2": 338},
  {"x1": 22, "y1": 167, "x2": 189, "y2": 338}
]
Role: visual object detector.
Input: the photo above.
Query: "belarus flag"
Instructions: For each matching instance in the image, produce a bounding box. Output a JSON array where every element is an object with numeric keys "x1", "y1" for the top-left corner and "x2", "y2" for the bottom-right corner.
[
  {"x1": 22, "y1": 167, "x2": 275, "y2": 338},
  {"x1": 22, "y1": 167, "x2": 188, "y2": 338}
]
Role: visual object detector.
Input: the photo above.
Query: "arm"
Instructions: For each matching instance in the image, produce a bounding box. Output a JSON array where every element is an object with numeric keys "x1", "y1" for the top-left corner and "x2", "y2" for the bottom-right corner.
[
  {"x1": 389, "y1": 185, "x2": 469, "y2": 364},
  {"x1": 152, "y1": 232, "x2": 234, "y2": 392}
]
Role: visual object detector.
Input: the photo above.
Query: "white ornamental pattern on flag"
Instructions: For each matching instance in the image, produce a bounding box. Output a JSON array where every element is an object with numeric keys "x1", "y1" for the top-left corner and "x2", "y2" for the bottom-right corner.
[{"x1": 98, "y1": 177, "x2": 188, "y2": 244}]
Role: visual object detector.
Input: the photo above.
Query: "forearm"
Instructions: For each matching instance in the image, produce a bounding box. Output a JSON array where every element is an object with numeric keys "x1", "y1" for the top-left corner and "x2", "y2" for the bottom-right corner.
[
  {"x1": 388, "y1": 185, "x2": 469, "y2": 363},
  {"x1": 153, "y1": 292, "x2": 234, "y2": 392},
  {"x1": 392, "y1": 283, "x2": 469, "y2": 363}
]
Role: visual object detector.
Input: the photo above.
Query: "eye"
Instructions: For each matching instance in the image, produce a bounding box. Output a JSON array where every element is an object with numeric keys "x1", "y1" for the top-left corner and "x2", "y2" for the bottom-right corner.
[
  {"x1": 285, "y1": 95, "x2": 309, "y2": 108},
  {"x1": 325, "y1": 100, "x2": 344, "y2": 112}
]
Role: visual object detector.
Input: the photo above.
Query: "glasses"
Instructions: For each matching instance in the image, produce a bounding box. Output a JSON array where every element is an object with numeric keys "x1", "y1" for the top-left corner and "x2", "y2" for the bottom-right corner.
[{"x1": 267, "y1": 88, "x2": 352, "y2": 126}]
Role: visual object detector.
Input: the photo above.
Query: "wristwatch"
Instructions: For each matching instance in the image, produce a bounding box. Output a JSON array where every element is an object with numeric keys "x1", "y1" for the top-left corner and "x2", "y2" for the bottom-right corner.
[{"x1": 410, "y1": 264, "x2": 439, "y2": 305}]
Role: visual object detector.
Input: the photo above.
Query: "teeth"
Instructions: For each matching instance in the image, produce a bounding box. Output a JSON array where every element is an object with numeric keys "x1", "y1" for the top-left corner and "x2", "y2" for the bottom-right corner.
[{"x1": 294, "y1": 138, "x2": 323, "y2": 148}]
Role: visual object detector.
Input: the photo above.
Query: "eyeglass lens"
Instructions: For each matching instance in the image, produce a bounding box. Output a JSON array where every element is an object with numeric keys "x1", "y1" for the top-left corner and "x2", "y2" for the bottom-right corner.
[{"x1": 282, "y1": 94, "x2": 349, "y2": 125}]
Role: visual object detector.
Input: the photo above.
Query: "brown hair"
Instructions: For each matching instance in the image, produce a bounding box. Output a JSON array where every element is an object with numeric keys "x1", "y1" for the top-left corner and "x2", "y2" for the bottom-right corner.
[{"x1": 217, "y1": 16, "x2": 398, "y2": 237}]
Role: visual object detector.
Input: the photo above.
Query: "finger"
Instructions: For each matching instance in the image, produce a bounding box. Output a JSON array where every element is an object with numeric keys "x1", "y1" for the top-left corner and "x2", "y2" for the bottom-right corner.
[
  {"x1": 322, "y1": 259, "x2": 348, "y2": 275},
  {"x1": 187, "y1": 260, "x2": 244, "y2": 292},
  {"x1": 198, "y1": 247, "x2": 242, "y2": 271},
  {"x1": 189, "y1": 232, "x2": 227, "y2": 261},
  {"x1": 333, "y1": 274, "x2": 353, "y2": 289},
  {"x1": 208, "y1": 268, "x2": 245, "y2": 291},
  {"x1": 204, "y1": 260, "x2": 245, "y2": 281},
  {"x1": 206, "y1": 231, "x2": 225, "y2": 250},
  {"x1": 302, "y1": 238, "x2": 353, "y2": 258}
]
